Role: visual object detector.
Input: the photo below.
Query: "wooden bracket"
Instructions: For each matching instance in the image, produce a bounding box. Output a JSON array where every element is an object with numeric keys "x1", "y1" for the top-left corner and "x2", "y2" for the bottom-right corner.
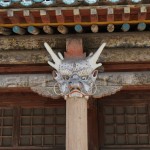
[{"x1": 64, "y1": 38, "x2": 86, "y2": 59}]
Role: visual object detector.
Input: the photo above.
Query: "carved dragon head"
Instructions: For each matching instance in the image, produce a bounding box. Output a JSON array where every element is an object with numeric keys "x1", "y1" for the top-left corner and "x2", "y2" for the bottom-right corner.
[{"x1": 44, "y1": 42, "x2": 106, "y2": 100}]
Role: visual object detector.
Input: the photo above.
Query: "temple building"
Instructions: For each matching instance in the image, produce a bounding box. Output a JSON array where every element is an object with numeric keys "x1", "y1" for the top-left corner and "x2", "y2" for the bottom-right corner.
[{"x1": 0, "y1": 0, "x2": 150, "y2": 150}]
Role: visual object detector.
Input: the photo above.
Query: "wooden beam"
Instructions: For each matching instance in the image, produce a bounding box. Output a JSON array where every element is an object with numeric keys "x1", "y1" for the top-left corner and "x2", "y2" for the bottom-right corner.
[
  {"x1": 1, "y1": 47, "x2": 150, "y2": 64},
  {"x1": 122, "y1": 85, "x2": 150, "y2": 91},
  {"x1": 0, "y1": 65, "x2": 52, "y2": 74},
  {"x1": 0, "y1": 32, "x2": 150, "y2": 50},
  {"x1": 103, "y1": 63, "x2": 150, "y2": 72},
  {"x1": 1, "y1": 63, "x2": 150, "y2": 74},
  {"x1": 23, "y1": 10, "x2": 35, "y2": 23}
]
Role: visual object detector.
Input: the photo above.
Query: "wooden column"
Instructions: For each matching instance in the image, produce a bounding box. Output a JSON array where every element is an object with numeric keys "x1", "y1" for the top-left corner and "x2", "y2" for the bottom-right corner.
[
  {"x1": 65, "y1": 38, "x2": 88, "y2": 150},
  {"x1": 66, "y1": 97, "x2": 88, "y2": 150}
]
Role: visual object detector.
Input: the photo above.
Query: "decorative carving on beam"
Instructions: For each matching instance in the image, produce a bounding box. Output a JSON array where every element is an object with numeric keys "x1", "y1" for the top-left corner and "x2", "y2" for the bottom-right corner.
[{"x1": 30, "y1": 38, "x2": 123, "y2": 100}]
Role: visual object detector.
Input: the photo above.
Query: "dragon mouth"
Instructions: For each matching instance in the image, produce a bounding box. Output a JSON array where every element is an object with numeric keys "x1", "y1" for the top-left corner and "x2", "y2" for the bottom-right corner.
[{"x1": 64, "y1": 89, "x2": 89, "y2": 100}]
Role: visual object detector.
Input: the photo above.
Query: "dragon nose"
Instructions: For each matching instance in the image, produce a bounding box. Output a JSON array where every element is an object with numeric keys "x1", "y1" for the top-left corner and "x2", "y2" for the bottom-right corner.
[{"x1": 69, "y1": 81, "x2": 82, "y2": 89}]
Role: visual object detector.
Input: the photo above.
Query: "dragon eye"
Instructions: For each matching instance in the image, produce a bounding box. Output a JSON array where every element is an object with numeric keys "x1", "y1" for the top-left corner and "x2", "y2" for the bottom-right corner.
[{"x1": 63, "y1": 75, "x2": 70, "y2": 80}]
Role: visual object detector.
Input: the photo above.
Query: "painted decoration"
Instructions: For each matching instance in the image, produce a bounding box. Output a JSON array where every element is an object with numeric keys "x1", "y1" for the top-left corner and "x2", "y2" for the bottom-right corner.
[
  {"x1": 84, "y1": 0, "x2": 97, "y2": 4},
  {"x1": 20, "y1": 0, "x2": 33, "y2": 6},
  {"x1": 107, "y1": 0, "x2": 120, "y2": 2},
  {"x1": 33, "y1": 0, "x2": 43, "y2": 2},
  {"x1": 12, "y1": 0, "x2": 20, "y2": 2},
  {"x1": 44, "y1": 42, "x2": 106, "y2": 99},
  {"x1": 0, "y1": 0, "x2": 11, "y2": 7},
  {"x1": 131, "y1": 0, "x2": 141, "y2": 2},
  {"x1": 62, "y1": 0, "x2": 77, "y2": 5},
  {"x1": 42, "y1": 0, "x2": 55, "y2": 5}
]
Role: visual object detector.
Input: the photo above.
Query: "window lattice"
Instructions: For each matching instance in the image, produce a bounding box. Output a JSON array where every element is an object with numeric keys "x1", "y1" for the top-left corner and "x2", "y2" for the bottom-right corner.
[
  {"x1": 0, "y1": 108, "x2": 14, "y2": 147},
  {"x1": 20, "y1": 107, "x2": 66, "y2": 147},
  {"x1": 103, "y1": 105, "x2": 149, "y2": 146}
]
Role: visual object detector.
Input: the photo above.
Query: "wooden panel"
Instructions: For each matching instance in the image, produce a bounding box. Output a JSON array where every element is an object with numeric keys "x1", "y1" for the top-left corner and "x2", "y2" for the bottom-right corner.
[{"x1": 0, "y1": 88, "x2": 65, "y2": 107}]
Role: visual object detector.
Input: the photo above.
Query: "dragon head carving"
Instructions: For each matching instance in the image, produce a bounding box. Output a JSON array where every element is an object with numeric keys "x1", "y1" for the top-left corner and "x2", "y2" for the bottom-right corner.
[{"x1": 44, "y1": 42, "x2": 106, "y2": 100}]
